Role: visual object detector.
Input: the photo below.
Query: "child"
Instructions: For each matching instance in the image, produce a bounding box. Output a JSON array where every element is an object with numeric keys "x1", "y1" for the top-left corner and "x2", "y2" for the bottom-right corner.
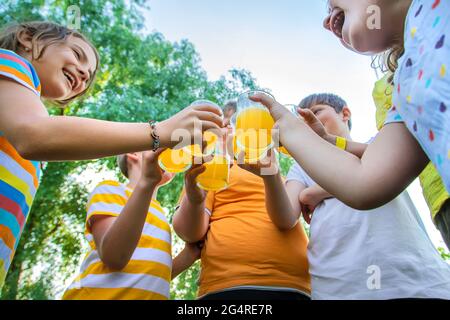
[
  {"x1": 63, "y1": 150, "x2": 200, "y2": 300},
  {"x1": 222, "y1": 100, "x2": 237, "y2": 127},
  {"x1": 0, "y1": 21, "x2": 222, "y2": 288},
  {"x1": 172, "y1": 118, "x2": 311, "y2": 300},
  {"x1": 373, "y1": 74, "x2": 450, "y2": 249},
  {"x1": 249, "y1": 0, "x2": 450, "y2": 242},
  {"x1": 244, "y1": 93, "x2": 450, "y2": 299}
]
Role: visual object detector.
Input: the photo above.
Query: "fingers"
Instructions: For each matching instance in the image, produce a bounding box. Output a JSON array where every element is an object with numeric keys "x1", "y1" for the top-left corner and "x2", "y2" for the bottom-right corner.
[
  {"x1": 194, "y1": 110, "x2": 224, "y2": 128},
  {"x1": 201, "y1": 120, "x2": 223, "y2": 133},
  {"x1": 249, "y1": 92, "x2": 290, "y2": 122},
  {"x1": 300, "y1": 203, "x2": 312, "y2": 224},
  {"x1": 152, "y1": 148, "x2": 165, "y2": 158},
  {"x1": 249, "y1": 92, "x2": 276, "y2": 109},
  {"x1": 185, "y1": 164, "x2": 206, "y2": 183},
  {"x1": 192, "y1": 104, "x2": 224, "y2": 118},
  {"x1": 143, "y1": 148, "x2": 165, "y2": 162},
  {"x1": 298, "y1": 108, "x2": 318, "y2": 124}
]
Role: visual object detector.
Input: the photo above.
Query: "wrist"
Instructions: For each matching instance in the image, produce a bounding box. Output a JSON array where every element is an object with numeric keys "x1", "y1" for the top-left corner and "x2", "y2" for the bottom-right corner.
[
  {"x1": 137, "y1": 177, "x2": 159, "y2": 190},
  {"x1": 157, "y1": 120, "x2": 181, "y2": 149},
  {"x1": 261, "y1": 170, "x2": 280, "y2": 182},
  {"x1": 324, "y1": 134, "x2": 337, "y2": 145},
  {"x1": 186, "y1": 193, "x2": 205, "y2": 206}
]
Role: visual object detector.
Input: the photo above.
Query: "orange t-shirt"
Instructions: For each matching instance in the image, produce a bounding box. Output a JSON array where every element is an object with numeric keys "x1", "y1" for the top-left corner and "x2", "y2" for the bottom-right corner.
[{"x1": 198, "y1": 163, "x2": 310, "y2": 297}]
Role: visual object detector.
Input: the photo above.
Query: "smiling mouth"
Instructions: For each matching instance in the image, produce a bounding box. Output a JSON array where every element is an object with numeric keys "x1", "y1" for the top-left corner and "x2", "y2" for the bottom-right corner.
[
  {"x1": 63, "y1": 69, "x2": 76, "y2": 90},
  {"x1": 330, "y1": 8, "x2": 345, "y2": 39}
]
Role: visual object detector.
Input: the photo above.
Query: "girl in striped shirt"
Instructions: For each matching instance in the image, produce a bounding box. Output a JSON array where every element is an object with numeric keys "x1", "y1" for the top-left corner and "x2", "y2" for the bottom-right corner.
[
  {"x1": 63, "y1": 150, "x2": 201, "y2": 300},
  {"x1": 0, "y1": 21, "x2": 222, "y2": 289}
]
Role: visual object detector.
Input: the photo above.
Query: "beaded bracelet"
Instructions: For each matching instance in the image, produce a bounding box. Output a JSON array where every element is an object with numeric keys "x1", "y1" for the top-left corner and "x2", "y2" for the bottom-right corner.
[{"x1": 148, "y1": 120, "x2": 160, "y2": 152}]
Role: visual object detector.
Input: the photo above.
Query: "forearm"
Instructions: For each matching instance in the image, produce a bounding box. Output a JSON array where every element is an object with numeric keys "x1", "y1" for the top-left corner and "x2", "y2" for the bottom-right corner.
[
  {"x1": 99, "y1": 180, "x2": 157, "y2": 270},
  {"x1": 310, "y1": 184, "x2": 333, "y2": 202},
  {"x1": 281, "y1": 122, "x2": 427, "y2": 210},
  {"x1": 12, "y1": 116, "x2": 162, "y2": 161},
  {"x1": 173, "y1": 197, "x2": 208, "y2": 243},
  {"x1": 263, "y1": 173, "x2": 299, "y2": 230},
  {"x1": 171, "y1": 250, "x2": 196, "y2": 279},
  {"x1": 325, "y1": 135, "x2": 368, "y2": 159}
]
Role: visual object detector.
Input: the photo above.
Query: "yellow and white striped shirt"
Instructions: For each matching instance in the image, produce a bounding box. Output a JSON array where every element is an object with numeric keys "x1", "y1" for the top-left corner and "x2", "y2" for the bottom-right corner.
[{"x1": 63, "y1": 181, "x2": 172, "y2": 300}]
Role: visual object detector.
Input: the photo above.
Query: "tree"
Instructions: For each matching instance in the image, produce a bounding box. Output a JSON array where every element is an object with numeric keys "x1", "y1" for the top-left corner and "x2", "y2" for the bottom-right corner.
[{"x1": 0, "y1": 0, "x2": 261, "y2": 299}]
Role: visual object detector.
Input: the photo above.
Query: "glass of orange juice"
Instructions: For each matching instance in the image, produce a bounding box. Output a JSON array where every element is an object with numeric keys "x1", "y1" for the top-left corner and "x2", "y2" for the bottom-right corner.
[
  {"x1": 158, "y1": 148, "x2": 192, "y2": 173},
  {"x1": 278, "y1": 104, "x2": 299, "y2": 157},
  {"x1": 196, "y1": 132, "x2": 231, "y2": 191},
  {"x1": 235, "y1": 90, "x2": 275, "y2": 162},
  {"x1": 183, "y1": 100, "x2": 221, "y2": 158}
]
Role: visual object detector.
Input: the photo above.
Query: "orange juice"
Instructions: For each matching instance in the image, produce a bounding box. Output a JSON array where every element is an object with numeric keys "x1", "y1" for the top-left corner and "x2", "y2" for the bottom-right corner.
[
  {"x1": 235, "y1": 107, "x2": 274, "y2": 161},
  {"x1": 158, "y1": 148, "x2": 192, "y2": 173},
  {"x1": 184, "y1": 131, "x2": 218, "y2": 158},
  {"x1": 196, "y1": 154, "x2": 230, "y2": 191},
  {"x1": 278, "y1": 146, "x2": 291, "y2": 156}
]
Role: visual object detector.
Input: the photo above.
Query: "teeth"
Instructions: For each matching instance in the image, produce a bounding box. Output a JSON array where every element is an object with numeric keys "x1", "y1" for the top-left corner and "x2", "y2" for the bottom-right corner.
[
  {"x1": 63, "y1": 71, "x2": 74, "y2": 87},
  {"x1": 332, "y1": 11, "x2": 344, "y2": 37}
]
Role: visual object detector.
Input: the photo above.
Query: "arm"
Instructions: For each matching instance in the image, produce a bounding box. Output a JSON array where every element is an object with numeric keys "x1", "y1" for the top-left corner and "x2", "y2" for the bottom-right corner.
[
  {"x1": 172, "y1": 165, "x2": 210, "y2": 243},
  {"x1": 171, "y1": 242, "x2": 202, "y2": 279},
  {"x1": 323, "y1": 135, "x2": 368, "y2": 159},
  {"x1": 263, "y1": 173, "x2": 300, "y2": 230},
  {"x1": 298, "y1": 108, "x2": 368, "y2": 158},
  {"x1": 252, "y1": 94, "x2": 429, "y2": 210},
  {"x1": 0, "y1": 79, "x2": 223, "y2": 161},
  {"x1": 90, "y1": 151, "x2": 163, "y2": 270},
  {"x1": 238, "y1": 151, "x2": 301, "y2": 230},
  {"x1": 299, "y1": 184, "x2": 333, "y2": 224}
]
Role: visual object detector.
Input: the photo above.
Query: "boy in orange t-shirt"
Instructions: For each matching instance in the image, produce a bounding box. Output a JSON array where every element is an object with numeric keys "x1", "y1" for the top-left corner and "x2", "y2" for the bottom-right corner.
[{"x1": 173, "y1": 122, "x2": 311, "y2": 300}]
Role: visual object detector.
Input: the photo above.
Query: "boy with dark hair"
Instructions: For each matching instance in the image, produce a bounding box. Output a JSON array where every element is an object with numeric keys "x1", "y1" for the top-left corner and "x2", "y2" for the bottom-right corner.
[{"x1": 244, "y1": 93, "x2": 450, "y2": 299}]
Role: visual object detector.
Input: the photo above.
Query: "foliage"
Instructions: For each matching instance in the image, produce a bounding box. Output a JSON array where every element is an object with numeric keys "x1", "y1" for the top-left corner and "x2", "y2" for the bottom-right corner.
[{"x1": 438, "y1": 247, "x2": 450, "y2": 261}]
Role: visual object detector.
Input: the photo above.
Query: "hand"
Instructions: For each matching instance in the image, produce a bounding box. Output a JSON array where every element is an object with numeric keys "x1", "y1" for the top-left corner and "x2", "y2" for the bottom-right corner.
[
  {"x1": 297, "y1": 108, "x2": 331, "y2": 141},
  {"x1": 181, "y1": 241, "x2": 204, "y2": 265},
  {"x1": 237, "y1": 149, "x2": 279, "y2": 178},
  {"x1": 184, "y1": 163, "x2": 208, "y2": 204},
  {"x1": 249, "y1": 92, "x2": 300, "y2": 127},
  {"x1": 299, "y1": 185, "x2": 326, "y2": 224},
  {"x1": 140, "y1": 149, "x2": 165, "y2": 185},
  {"x1": 158, "y1": 103, "x2": 224, "y2": 149},
  {"x1": 249, "y1": 93, "x2": 305, "y2": 146}
]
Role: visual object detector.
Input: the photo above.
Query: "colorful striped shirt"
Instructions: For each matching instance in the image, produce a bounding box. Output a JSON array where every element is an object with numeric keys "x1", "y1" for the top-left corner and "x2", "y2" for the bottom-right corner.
[
  {"x1": 0, "y1": 49, "x2": 42, "y2": 288},
  {"x1": 63, "y1": 181, "x2": 172, "y2": 300}
]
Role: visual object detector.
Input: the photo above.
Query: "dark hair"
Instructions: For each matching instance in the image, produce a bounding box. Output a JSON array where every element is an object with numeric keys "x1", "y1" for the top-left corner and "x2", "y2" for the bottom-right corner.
[
  {"x1": 223, "y1": 100, "x2": 237, "y2": 113},
  {"x1": 117, "y1": 154, "x2": 129, "y2": 178},
  {"x1": 299, "y1": 93, "x2": 352, "y2": 131},
  {"x1": 0, "y1": 21, "x2": 100, "y2": 106}
]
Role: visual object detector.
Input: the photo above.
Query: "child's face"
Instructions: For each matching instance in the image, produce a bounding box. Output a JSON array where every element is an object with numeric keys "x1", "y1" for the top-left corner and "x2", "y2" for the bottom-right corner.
[
  {"x1": 324, "y1": 0, "x2": 394, "y2": 54},
  {"x1": 27, "y1": 36, "x2": 97, "y2": 101},
  {"x1": 308, "y1": 104, "x2": 349, "y2": 136}
]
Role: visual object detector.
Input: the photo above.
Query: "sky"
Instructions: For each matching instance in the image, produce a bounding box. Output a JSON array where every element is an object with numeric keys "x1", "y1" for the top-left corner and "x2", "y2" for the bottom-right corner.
[{"x1": 142, "y1": 0, "x2": 447, "y2": 250}]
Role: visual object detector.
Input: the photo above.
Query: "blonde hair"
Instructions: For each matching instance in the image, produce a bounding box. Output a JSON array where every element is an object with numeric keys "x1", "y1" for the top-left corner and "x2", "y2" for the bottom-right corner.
[
  {"x1": 372, "y1": 44, "x2": 405, "y2": 84},
  {"x1": 0, "y1": 21, "x2": 100, "y2": 106},
  {"x1": 117, "y1": 154, "x2": 129, "y2": 178}
]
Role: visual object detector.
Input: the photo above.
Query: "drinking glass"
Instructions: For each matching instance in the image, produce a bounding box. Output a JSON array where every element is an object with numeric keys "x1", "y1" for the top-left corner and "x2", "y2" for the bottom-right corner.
[{"x1": 235, "y1": 90, "x2": 275, "y2": 163}]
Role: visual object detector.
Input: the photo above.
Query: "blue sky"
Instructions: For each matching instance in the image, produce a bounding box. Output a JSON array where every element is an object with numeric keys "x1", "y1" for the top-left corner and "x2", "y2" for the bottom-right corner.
[{"x1": 143, "y1": 0, "x2": 447, "y2": 249}]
